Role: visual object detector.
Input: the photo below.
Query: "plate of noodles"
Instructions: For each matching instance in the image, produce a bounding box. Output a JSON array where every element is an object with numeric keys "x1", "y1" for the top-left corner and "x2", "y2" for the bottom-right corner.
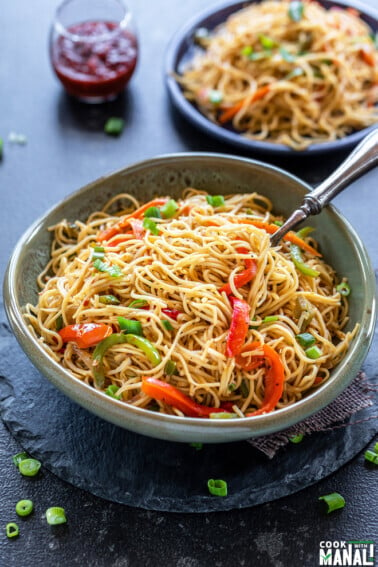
[
  {"x1": 4, "y1": 154, "x2": 376, "y2": 443},
  {"x1": 165, "y1": 0, "x2": 378, "y2": 153}
]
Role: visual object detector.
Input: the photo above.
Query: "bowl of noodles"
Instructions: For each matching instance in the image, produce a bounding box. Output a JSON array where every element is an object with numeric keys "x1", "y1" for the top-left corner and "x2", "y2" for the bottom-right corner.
[
  {"x1": 3, "y1": 153, "x2": 376, "y2": 442},
  {"x1": 165, "y1": 0, "x2": 378, "y2": 153}
]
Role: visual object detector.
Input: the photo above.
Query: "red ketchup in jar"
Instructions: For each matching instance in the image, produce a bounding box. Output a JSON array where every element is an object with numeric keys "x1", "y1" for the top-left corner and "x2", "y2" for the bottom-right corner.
[{"x1": 51, "y1": 21, "x2": 138, "y2": 101}]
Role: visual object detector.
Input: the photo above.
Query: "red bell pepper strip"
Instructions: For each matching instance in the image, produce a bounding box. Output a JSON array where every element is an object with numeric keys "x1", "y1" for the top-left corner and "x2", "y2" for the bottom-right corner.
[
  {"x1": 141, "y1": 377, "x2": 226, "y2": 418},
  {"x1": 226, "y1": 296, "x2": 251, "y2": 357},
  {"x1": 219, "y1": 246, "x2": 257, "y2": 295},
  {"x1": 59, "y1": 323, "x2": 112, "y2": 349},
  {"x1": 130, "y1": 218, "x2": 145, "y2": 240},
  {"x1": 161, "y1": 308, "x2": 181, "y2": 320},
  {"x1": 235, "y1": 342, "x2": 285, "y2": 416}
]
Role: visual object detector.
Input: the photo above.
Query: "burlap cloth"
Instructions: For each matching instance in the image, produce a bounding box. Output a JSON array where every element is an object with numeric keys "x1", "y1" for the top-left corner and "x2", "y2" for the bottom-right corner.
[{"x1": 249, "y1": 372, "x2": 377, "y2": 458}]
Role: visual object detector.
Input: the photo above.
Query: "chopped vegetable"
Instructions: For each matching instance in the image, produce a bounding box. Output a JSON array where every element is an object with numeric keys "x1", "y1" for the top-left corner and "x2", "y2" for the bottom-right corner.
[
  {"x1": 45, "y1": 507, "x2": 67, "y2": 525},
  {"x1": 141, "y1": 377, "x2": 226, "y2": 418},
  {"x1": 241, "y1": 45, "x2": 253, "y2": 56},
  {"x1": 305, "y1": 345, "x2": 322, "y2": 359},
  {"x1": 55, "y1": 314, "x2": 64, "y2": 330},
  {"x1": 336, "y1": 282, "x2": 351, "y2": 296},
  {"x1": 164, "y1": 360, "x2": 177, "y2": 375},
  {"x1": 289, "y1": 433, "x2": 304, "y2": 443},
  {"x1": 16, "y1": 500, "x2": 34, "y2": 517},
  {"x1": 92, "y1": 246, "x2": 105, "y2": 260},
  {"x1": 161, "y1": 308, "x2": 181, "y2": 320},
  {"x1": 8, "y1": 132, "x2": 27, "y2": 144},
  {"x1": 208, "y1": 90, "x2": 223, "y2": 105},
  {"x1": 219, "y1": 246, "x2": 257, "y2": 295},
  {"x1": 248, "y1": 50, "x2": 272, "y2": 61},
  {"x1": 144, "y1": 206, "x2": 161, "y2": 218},
  {"x1": 296, "y1": 332, "x2": 316, "y2": 348},
  {"x1": 236, "y1": 342, "x2": 285, "y2": 416},
  {"x1": 219, "y1": 86, "x2": 271, "y2": 124},
  {"x1": 105, "y1": 384, "x2": 121, "y2": 400},
  {"x1": 18, "y1": 458, "x2": 41, "y2": 477},
  {"x1": 290, "y1": 243, "x2": 320, "y2": 277},
  {"x1": 209, "y1": 412, "x2": 238, "y2": 419},
  {"x1": 93, "y1": 258, "x2": 123, "y2": 277},
  {"x1": 294, "y1": 296, "x2": 315, "y2": 331},
  {"x1": 207, "y1": 479, "x2": 228, "y2": 497},
  {"x1": 143, "y1": 217, "x2": 160, "y2": 235},
  {"x1": 125, "y1": 335, "x2": 161, "y2": 366},
  {"x1": 104, "y1": 117, "x2": 124, "y2": 136},
  {"x1": 364, "y1": 450, "x2": 378, "y2": 465},
  {"x1": 288, "y1": 1, "x2": 304, "y2": 22},
  {"x1": 374, "y1": 442, "x2": 378, "y2": 453},
  {"x1": 99, "y1": 294, "x2": 120, "y2": 305},
  {"x1": 129, "y1": 299, "x2": 149, "y2": 309},
  {"x1": 206, "y1": 195, "x2": 225, "y2": 207},
  {"x1": 262, "y1": 315, "x2": 279, "y2": 323},
  {"x1": 285, "y1": 67, "x2": 304, "y2": 80},
  {"x1": 259, "y1": 34, "x2": 278, "y2": 49},
  {"x1": 280, "y1": 47, "x2": 296, "y2": 62},
  {"x1": 193, "y1": 27, "x2": 209, "y2": 44},
  {"x1": 190, "y1": 442, "x2": 203, "y2": 450},
  {"x1": 160, "y1": 199, "x2": 178, "y2": 219},
  {"x1": 319, "y1": 492, "x2": 345, "y2": 513},
  {"x1": 6, "y1": 523, "x2": 19, "y2": 538},
  {"x1": 118, "y1": 316, "x2": 143, "y2": 336},
  {"x1": 162, "y1": 319, "x2": 174, "y2": 331},
  {"x1": 59, "y1": 323, "x2": 112, "y2": 349},
  {"x1": 226, "y1": 296, "x2": 251, "y2": 357},
  {"x1": 12, "y1": 452, "x2": 29, "y2": 467}
]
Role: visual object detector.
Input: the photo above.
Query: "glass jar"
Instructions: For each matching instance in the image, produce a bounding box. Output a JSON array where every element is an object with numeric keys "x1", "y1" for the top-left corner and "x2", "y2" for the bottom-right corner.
[{"x1": 49, "y1": 0, "x2": 138, "y2": 102}]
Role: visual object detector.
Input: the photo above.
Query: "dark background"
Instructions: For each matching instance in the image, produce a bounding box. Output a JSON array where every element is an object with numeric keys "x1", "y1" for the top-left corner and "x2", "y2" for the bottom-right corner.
[{"x1": 0, "y1": 1, "x2": 377, "y2": 566}]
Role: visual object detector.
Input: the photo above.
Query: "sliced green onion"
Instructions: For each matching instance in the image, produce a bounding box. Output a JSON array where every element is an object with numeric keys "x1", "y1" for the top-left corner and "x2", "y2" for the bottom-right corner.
[
  {"x1": 92, "y1": 246, "x2": 105, "y2": 260},
  {"x1": 289, "y1": 433, "x2": 304, "y2": 444},
  {"x1": 288, "y1": 1, "x2": 304, "y2": 22},
  {"x1": 45, "y1": 507, "x2": 67, "y2": 525},
  {"x1": 104, "y1": 117, "x2": 124, "y2": 136},
  {"x1": 273, "y1": 220, "x2": 283, "y2": 226},
  {"x1": 336, "y1": 282, "x2": 351, "y2": 296},
  {"x1": 285, "y1": 67, "x2": 304, "y2": 80},
  {"x1": 105, "y1": 384, "x2": 121, "y2": 400},
  {"x1": 259, "y1": 34, "x2": 277, "y2": 49},
  {"x1": 248, "y1": 50, "x2": 272, "y2": 61},
  {"x1": 291, "y1": 244, "x2": 320, "y2": 277},
  {"x1": 241, "y1": 45, "x2": 253, "y2": 56},
  {"x1": 6, "y1": 523, "x2": 19, "y2": 538},
  {"x1": 305, "y1": 345, "x2": 322, "y2": 359},
  {"x1": 262, "y1": 315, "x2": 279, "y2": 323},
  {"x1": 16, "y1": 500, "x2": 34, "y2": 517},
  {"x1": 129, "y1": 299, "x2": 149, "y2": 309},
  {"x1": 295, "y1": 332, "x2": 316, "y2": 348},
  {"x1": 364, "y1": 450, "x2": 378, "y2": 465},
  {"x1": 93, "y1": 259, "x2": 123, "y2": 278},
  {"x1": 18, "y1": 458, "x2": 41, "y2": 477},
  {"x1": 240, "y1": 379, "x2": 250, "y2": 398},
  {"x1": 164, "y1": 360, "x2": 177, "y2": 375},
  {"x1": 144, "y1": 206, "x2": 161, "y2": 219},
  {"x1": 55, "y1": 314, "x2": 64, "y2": 331},
  {"x1": 374, "y1": 442, "x2": 378, "y2": 454},
  {"x1": 228, "y1": 382, "x2": 236, "y2": 392},
  {"x1": 208, "y1": 90, "x2": 223, "y2": 105},
  {"x1": 207, "y1": 479, "x2": 228, "y2": 497},
  {"x1": 118, "y1": 316, "x2": 143, "y2": 336},
  {"x1": 160, "y1": 199, "x2": 178, "y2": 219},
  {"x1": 12, "y1": 452, "x2": 29, "y2": 467},
  {"x1": 280, "y1": 47, "x2": 296, "y2": 62},
  {"x1": 206, "y1": 195, "x2": 225, "y2": 207},
  {"x1": 190, "y1": 442, "x2": 203, "y2": 450},
  {"x1": 99, "y1": 294, "x2": 120, "y2": 305},
  {"x1": 143, "y1": 217, "x2": 160, "y2": 235},
  {"x1": 319, "y1": 492, "x2": 345, "y2": 513},
  {"x1": 209, "y1": 412, "x2": 238, "y2": 419},
  {"x1": 161, "y1": 319, "x2": 174, "y2": 331}
]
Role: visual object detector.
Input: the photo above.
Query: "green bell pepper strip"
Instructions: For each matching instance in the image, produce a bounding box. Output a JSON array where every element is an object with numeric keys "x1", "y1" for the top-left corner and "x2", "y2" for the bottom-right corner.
[
  {"x1": 92, "y1": 333, "x2": 161, "y2": 387},
  {"x1": 290, "y1": 227, "x2": 320, "y2": 278}
]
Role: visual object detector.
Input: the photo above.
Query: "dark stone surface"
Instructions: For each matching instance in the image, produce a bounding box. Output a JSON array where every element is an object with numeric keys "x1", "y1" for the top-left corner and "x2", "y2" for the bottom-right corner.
[{"x1": 0, "y1": 0, "x2": 377, "y2": 565}]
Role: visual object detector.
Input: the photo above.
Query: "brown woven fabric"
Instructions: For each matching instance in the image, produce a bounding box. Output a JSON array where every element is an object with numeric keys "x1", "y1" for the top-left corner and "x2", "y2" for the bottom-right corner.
[{"x1": 249, "y1": 372, "x2": 377, "y2": 458}]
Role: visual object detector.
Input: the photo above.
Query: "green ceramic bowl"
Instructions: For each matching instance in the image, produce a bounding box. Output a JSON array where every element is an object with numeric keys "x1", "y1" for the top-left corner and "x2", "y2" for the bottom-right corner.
[{"x1": 3, "y1": 154, "x2": 376, "y2": 443}]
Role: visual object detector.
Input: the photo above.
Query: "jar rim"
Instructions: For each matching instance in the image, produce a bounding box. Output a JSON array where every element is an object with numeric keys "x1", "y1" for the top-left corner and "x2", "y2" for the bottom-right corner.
[{"x1": 54, "y1": 0, "x2": 131, "y2": 42}]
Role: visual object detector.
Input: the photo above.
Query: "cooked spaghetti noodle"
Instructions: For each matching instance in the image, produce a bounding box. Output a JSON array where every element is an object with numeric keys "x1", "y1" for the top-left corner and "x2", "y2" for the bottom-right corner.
[
  {"x1": 25, "y1": 190, "x2": 358, "y2": 418},
  {"x1": 177, "y1": 0, "x2": 378, "y2": 149}
]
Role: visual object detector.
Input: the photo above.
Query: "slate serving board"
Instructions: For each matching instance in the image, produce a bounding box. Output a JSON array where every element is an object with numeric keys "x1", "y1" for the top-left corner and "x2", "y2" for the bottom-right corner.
[{"x1": 0, "y1": 310, "x2": 376, "y2": 513}]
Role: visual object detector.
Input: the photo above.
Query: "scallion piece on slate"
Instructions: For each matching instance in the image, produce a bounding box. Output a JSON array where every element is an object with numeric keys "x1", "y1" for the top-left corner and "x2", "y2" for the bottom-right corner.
[
  {"x1": 6, "y1": 523, "x2": 19, "y2": 538},
  {"x1": 18, "y1": 458, "x2": 41, "y2": 477},
  {"x1": 45, "y1": 507, "x2": 67, "y2": 525},
  {"x1": 319, "y1": 492, "x2": 345, "y2": 513},
  {"x1": 104, "y1": 117, "x2": 124, "y2": 136},
  {"x1": 207, "y1": 479, "x2": 228, "y2": 497},
  {"x1": 16, "y1": 500, "x2": 34, "y2": 517}
]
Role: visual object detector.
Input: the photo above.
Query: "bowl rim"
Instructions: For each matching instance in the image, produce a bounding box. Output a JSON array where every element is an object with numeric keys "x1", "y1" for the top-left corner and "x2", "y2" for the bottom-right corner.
[
  {"x1": 164, "y1": 0, "x2": 378, "y2": 156},
  {"x1": 3, "y1": 152, "x2": 377, "y2": 440}
]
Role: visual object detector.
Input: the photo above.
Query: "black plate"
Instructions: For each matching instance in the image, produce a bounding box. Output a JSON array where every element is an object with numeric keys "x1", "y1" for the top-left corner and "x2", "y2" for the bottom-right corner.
[{"x1": 165, "y1": 0, "x2": 378, "y2": 156}]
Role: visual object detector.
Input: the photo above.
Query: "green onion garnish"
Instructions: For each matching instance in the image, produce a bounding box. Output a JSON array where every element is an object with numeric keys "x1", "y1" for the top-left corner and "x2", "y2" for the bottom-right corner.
[
  {"x1": 18, "y1": 458, "x2": 41, "y2": 477},
  {"x1": 273, "y1": 220, "x2": 283, "y2": 226},
  {"x1": 364, "y1": 450, "x2": 378, "y2": 465},
  {"x1": 280, "y1": 47, "x2": 296, "y2": 62},
  {"x1": 336, "y1": 282, "x2": 351, "y2": 296},
  {"x1": 248, "y1": 50, "x2": 272, "y2": 61},
  {"x1": 319, "y1": 492, "x2": 345, "y2": 513},
  {"x1": 129, "y1": 299, "x2": 149, "y2": 309},
  {"x1": 228, "y1": 382, "x2": 236, "y2": 391},
  {"x1": 118, "y1": 316, "x2": 143, "y2": 336},
  {"x1": 208, "y1": 90, "x2": 223, "y2": 105},
  {"x1": 285, "y1": 67, "x2": 304, "y2": 80},
  {"x1": 92, "y1": 246, "x2": 105, "y2": 260},
  {"x1": 190, "y1": 442, "x2": 203, "y2": 450},
  {"x1": 160, "y1": 199, "x2": 178, "y2": 219},
  {"x1": 296, "y1": 332, "x2": 316, "y2": 348},
  {"x1": 144, "y1": 206, "x2": 161, "y2": 219},
  {"x1": 241, "y1": 45, "x2": 253, "y2": 56},
  {"x1": 240, "y1": 379, "x2": 250, "y2": 398},
  {"x1": 93, "y1": 259, "x2": 123, "y2": 278},
  {"x1": 288, "y1": 1, "x2": 304, "y2": 22},
  {"x1": 206, "y1": 195, "x2": 225, "y2": 207},
  {"x1": 164, "y1": 360, "x2": 177, "y2": 375},
  {"x1": 259, "y1": 34, "x2": 277, "y2": 49},
  {"x1": 305, "y1": 345, "x2": 322, "y2": 359},
  {"x1": 263, "y1": 315, "x2": 278, "y2": 323},
  {"x1": 207, "y1": 479, "x2": 228, "y2": 497},
  {"x1": 6, "y1": 523, "x2": 19, "y2": 538},
  {"x1": 16, "y1": 500, "x2": 34, "y2": 517},
  {"x1": 374, "y1": 442, "x2": 378, "y2": 454},
  {"x1": 289, "y1": 433, "x2": 304, "y2": 444},
  {"x1": 105, "y1": 384, "x2": 121, "y2": 400},
  {"x1": 209, "y1": 412, "x2": 238, "y2": 419},
  {"x1": 12, "y1": 452, "x2": 29, "y2": 467},
  {"x1": 55, "y1": 314, "x2": 64, "y2": 331},
  {"x1": 161, "y1": 319, "x2": 174, "y2": 331},
  {"x1": 45, "y1": 507, "x2": 67, "y2": 525},
  {"x1": 142, "y1": 217, "x2": 160, "y2": 235},
  {"x1": 104, "y1": 117, "x2": 124, "y2": 136},
  {"x1": 99, "y1": 294, "x2": 120, "y2": 305}
]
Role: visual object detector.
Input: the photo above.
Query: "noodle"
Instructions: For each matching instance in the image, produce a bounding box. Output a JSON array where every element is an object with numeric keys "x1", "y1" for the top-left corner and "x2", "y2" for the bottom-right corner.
[
  {"x1": 25, "y1": 189, "x2": 358, "y2": 418},
  {"x1": 177, "y1": 0, "x2": 378, "y2": 149}
]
